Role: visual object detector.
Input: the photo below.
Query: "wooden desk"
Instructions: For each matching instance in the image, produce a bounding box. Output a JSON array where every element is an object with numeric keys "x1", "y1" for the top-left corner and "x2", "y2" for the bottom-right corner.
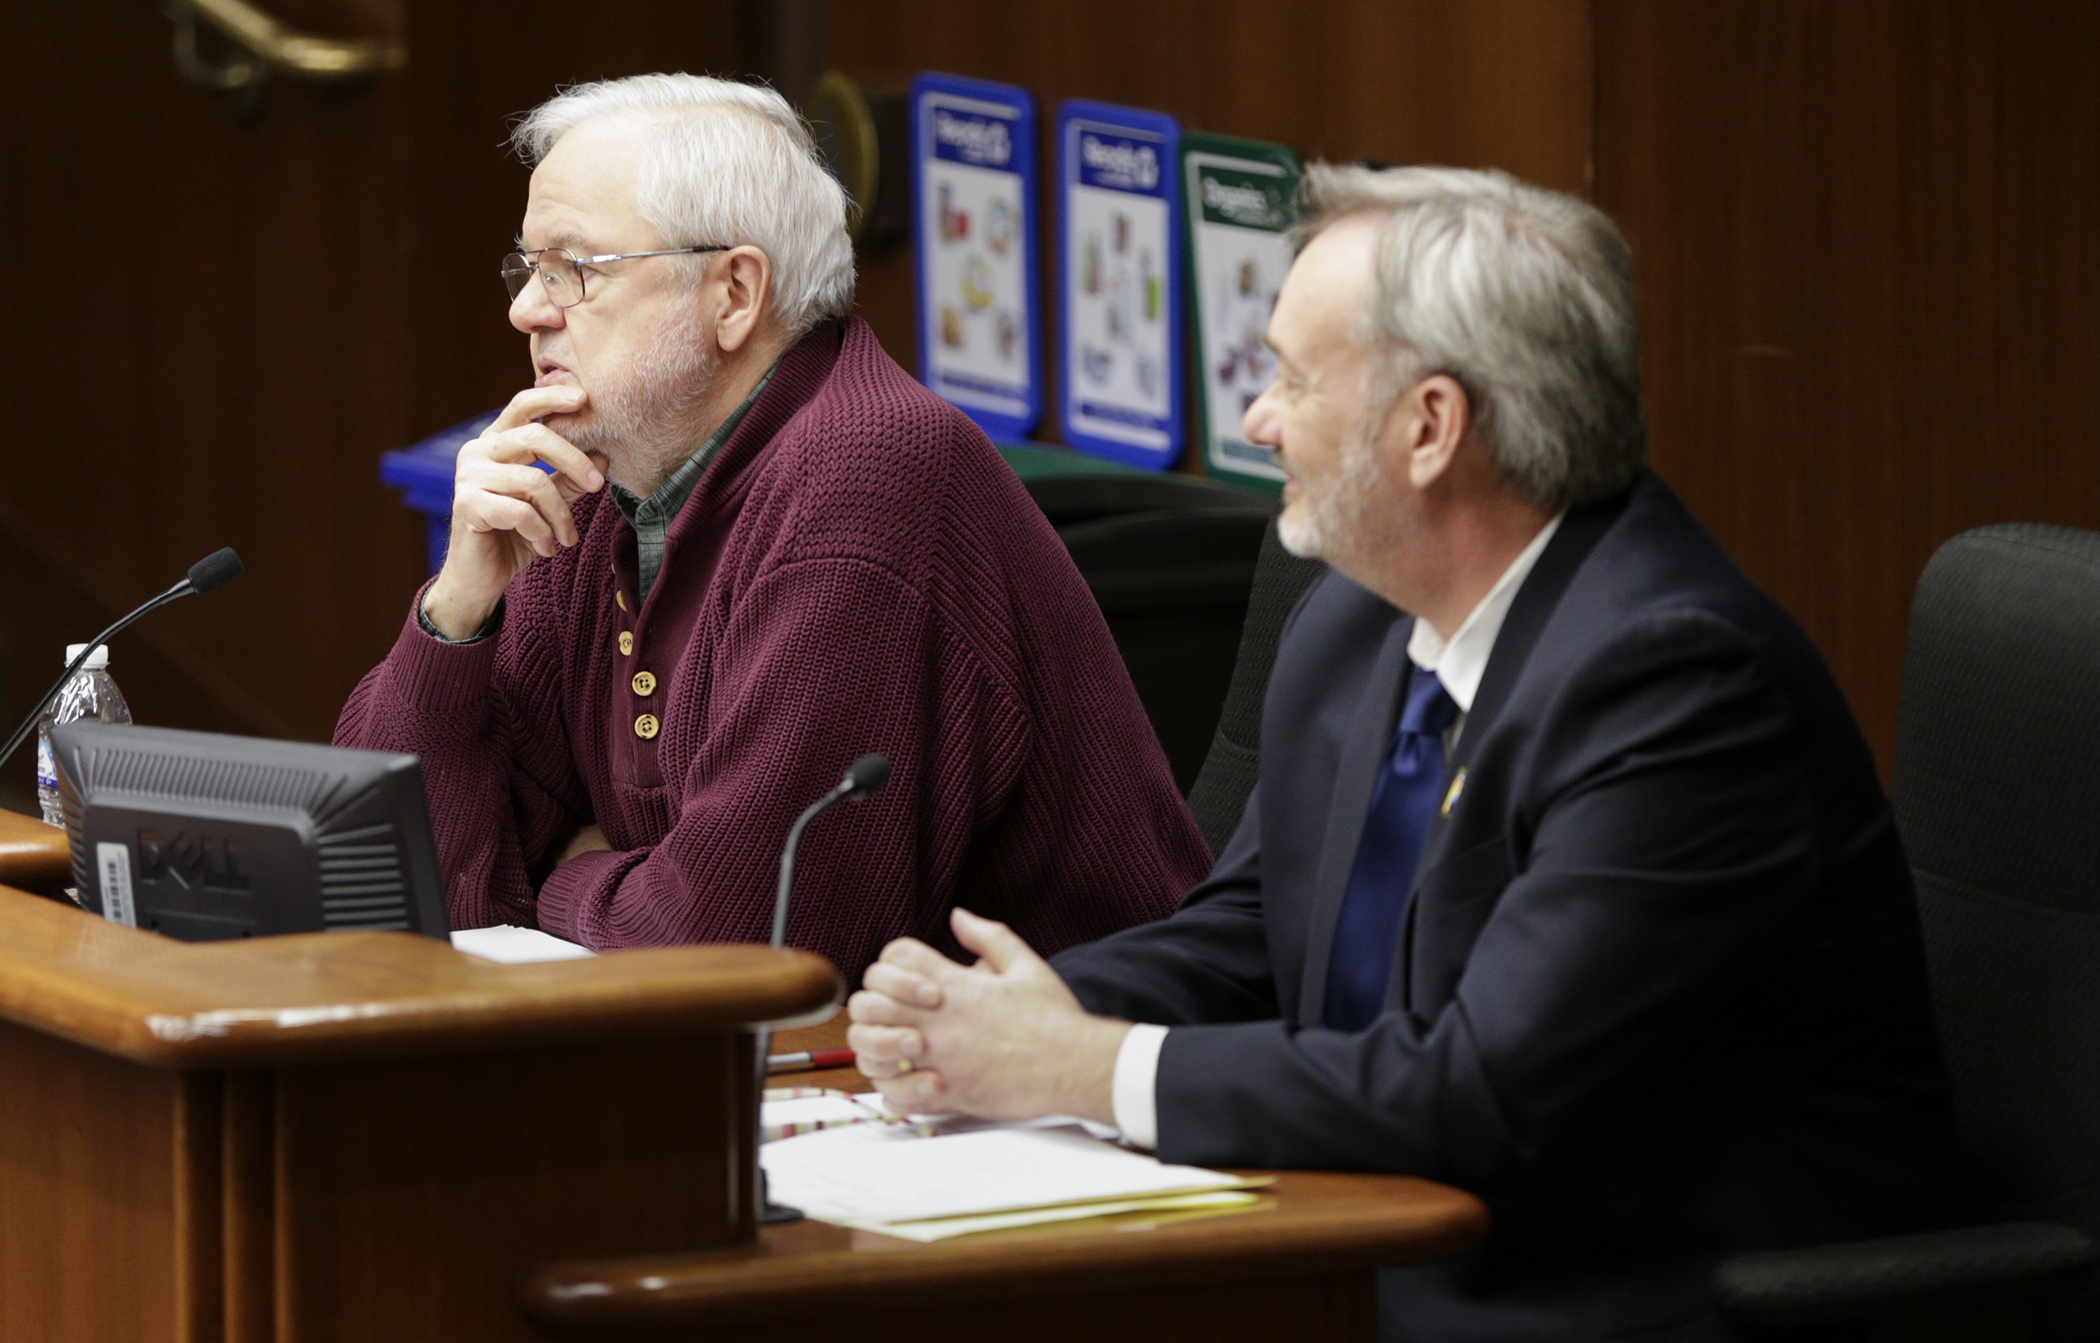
[
  {"x1": 518, "y1": 1016, "x2": 1492, "y2": 1342},
  {"x1": 0, "y1": 806, "x2": 1488, "y2": 1342},
  {"x1": 0, "y1": 880, "x2": 840, "y2": 1343},
  {"x1": 0, "y1": 805, "x2": 69, "y2": 896}
]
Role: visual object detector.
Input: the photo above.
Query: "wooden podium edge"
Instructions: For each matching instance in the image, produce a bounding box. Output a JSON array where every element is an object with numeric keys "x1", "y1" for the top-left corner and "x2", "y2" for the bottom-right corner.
[
  {"x1": 518, "y1": 1169, "x2": 1490, "y2": 1327},
  {"x1": 0, "y1": 807, "x2": 70, "y2": 893},
  {"x1": 0, "y1": 882, "x2": 841, "y2": 1068}
]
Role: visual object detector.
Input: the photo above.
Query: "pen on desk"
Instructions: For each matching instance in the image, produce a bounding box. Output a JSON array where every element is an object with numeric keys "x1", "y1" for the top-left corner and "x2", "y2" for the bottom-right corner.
[
  {"x1": 848, "y1": 1091, "x2": 939, "y2": 1139},
  {"x1": 766, "y1": 1047, "x2": 856, "y2": 1074}
]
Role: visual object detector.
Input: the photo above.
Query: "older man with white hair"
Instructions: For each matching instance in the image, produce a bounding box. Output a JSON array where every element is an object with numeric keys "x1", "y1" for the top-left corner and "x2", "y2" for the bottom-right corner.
[
  {"x1": 337, "y1": 75, "x2": 1209, "y2": 980},
  {"x1": 847, "y1": 165, "x2": 1962, "y2": 1340}
]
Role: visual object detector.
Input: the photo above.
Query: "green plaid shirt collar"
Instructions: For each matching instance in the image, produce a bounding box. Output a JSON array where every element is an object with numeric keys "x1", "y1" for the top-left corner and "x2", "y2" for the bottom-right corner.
[{"x1": 607, "y1": 363, "x2": 775, "y2": 604}]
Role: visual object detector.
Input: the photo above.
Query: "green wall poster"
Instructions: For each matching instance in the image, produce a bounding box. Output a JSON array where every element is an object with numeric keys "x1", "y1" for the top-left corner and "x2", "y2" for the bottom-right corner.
[{"x1": 1178, "y1": 132, "x2": 1301, "y2": 495}]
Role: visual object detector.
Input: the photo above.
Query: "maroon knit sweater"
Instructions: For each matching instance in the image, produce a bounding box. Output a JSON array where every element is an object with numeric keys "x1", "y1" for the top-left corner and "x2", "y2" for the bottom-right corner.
[{"x1": 337, "y1": 318, "x2": 1210, "y2": 981}]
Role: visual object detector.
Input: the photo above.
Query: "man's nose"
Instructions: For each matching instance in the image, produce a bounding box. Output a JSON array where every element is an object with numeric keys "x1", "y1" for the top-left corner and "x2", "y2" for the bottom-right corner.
[
  {"x1": 1242, "y1": 382, "x2": 1280, "y2": 449},
  {"x1": 509, "y1": 272, "x2": 564, "y2": 335}
]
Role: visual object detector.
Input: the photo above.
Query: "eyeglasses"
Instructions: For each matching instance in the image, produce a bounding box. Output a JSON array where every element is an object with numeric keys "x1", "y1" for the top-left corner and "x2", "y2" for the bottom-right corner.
[{"x1": 500, "y1": 244, "x2": 732, "y2": 308}]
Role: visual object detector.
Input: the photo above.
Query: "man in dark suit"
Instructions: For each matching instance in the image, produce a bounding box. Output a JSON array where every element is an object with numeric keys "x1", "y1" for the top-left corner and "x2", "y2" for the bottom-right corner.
[{"x1": 848, "y1": 165, "x2": 1960, "y2": 1341}]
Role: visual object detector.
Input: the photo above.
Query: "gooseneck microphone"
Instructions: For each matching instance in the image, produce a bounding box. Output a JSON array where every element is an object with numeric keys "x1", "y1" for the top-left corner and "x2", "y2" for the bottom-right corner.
[
  {"x1": 771, "y1": 753, "x2": 892, "y2": 947},
  {"x1": 0, "y1": 548, "x2": 245, "y2": 771},
  {"x1": 757, "y1": 752, "x2": 891, "y2": 1224}
]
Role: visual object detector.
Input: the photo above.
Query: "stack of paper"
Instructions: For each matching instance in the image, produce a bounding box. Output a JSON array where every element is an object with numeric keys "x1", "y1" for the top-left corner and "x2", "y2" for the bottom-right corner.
[
  {"x1": 761, "y1": 1089, "x2": 890, "y2": 1142},
  {"x1": 759, "y1": 1119, "x2": 1269, "y2": 1242},
  {"x1": 450, "y1": 925, "x2": 596, "y2": 963}
]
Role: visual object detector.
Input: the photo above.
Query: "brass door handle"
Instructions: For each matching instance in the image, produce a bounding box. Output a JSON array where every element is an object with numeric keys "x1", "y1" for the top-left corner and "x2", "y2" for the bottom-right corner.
[
  {"x1": 162, "y1": 0, "x2": 404, "y2": 117},
  {"x1": 176, "y1": 0, "x2": 403, "y2": 79}
]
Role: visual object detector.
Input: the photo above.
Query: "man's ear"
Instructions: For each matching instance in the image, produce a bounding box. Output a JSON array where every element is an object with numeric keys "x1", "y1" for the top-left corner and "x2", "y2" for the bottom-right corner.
[
  {"x1": 1401, "y1": 373, "x2": 1472, "y2": 489},
  {"x1": 710, "y1": 245, "x2": 773, "y2": 353}
]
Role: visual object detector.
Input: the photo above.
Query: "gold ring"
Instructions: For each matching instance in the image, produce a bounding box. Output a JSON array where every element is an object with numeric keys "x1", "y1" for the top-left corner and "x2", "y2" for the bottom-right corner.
[{"x1": 896, "y1": 1057, "x2": 915, "y2": 1075}]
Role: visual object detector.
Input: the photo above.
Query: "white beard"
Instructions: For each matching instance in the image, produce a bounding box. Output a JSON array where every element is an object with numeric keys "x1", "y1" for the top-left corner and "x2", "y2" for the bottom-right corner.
[
  {"x1": 1277, "y1": 427, "x2": 1389, "y2": 563},
  {"x1": 561, "y1": 306, "x2": 722, "y2": 497}
]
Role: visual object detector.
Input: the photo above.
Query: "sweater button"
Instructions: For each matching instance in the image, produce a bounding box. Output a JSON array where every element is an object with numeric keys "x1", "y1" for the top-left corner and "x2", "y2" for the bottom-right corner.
[
  {"x1": 634, "y1": 713, "x2": 660, "y2": 740},
  {"x1": 632, "y1": 671, "x2": 657, "y2": 697},
  {"x1": 618, "y1": 631, "x2": 634, "y2": 656},
  {"x1": 616, "y1": 591, "x2": 628, "y2": 611}
]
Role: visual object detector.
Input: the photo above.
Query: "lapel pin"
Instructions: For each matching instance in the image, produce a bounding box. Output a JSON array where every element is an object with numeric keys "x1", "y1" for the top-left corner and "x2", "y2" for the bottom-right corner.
[{"x1": 1441, "y1": 768, "x2": 1467, "y2": 817}]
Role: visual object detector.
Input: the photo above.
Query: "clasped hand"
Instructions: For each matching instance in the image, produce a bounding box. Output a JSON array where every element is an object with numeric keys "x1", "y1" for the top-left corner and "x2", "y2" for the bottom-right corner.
[{"x1": 848, "y1": 908, "x2": 1129, "y2": 1127}]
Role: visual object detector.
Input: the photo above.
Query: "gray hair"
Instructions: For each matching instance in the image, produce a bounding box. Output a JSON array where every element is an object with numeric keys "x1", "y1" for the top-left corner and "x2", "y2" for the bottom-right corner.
[
  {"x1": 1299, "y1": 164, "x2": 1645, "y2": 511},
  {"x1": 513, "y1": 73, "x2": 855, "y2": 337}
]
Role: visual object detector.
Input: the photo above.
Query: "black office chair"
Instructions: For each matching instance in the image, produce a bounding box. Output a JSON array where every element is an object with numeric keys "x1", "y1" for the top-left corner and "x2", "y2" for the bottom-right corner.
[
  {"x1": 1013, "y1": 469, "x2": 1281, "y2": 795},
  {"x1": 1717, "y1": 524, "x2": 2100, "y2": 1340},
  {"x1": 1181, "y1": 518, "x2": 1325, "y2": 852},
  {"x1": 1053, "y1": 502, "x2": 1275, "y2": 794},
  {"x1": 1023, "y1": 471, "x2": 1272, "y2": 530}
]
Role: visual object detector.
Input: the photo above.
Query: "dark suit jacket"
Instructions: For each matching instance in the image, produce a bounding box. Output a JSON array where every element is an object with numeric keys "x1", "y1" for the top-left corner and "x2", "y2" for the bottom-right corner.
[{"x1": 1053, "y1": 474, "x2": 1962, "y2": 1342}]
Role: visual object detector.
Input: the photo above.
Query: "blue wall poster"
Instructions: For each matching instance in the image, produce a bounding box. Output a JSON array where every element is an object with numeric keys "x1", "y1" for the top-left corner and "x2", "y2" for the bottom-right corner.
[
  {"x1": 911, "y1": 72, "x2": 1042, "y2": 441},
  {"x1": 1056, "y1": 100, "x2": 1184, "y2": 471},
  {"x1": 1180, "y1": 131, "x2": 1300, "y2": 494}
]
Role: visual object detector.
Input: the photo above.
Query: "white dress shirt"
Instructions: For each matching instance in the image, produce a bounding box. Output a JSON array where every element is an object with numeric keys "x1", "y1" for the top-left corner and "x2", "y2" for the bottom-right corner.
[{"x1": 1109, "y1": 515, "x2": 1564, "y2": 1149}]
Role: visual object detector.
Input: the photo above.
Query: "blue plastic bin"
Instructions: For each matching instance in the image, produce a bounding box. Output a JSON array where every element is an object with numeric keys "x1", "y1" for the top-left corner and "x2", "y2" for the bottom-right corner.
[{"x1": 379, "y1": 412, "x2": 499, "y2": 573}]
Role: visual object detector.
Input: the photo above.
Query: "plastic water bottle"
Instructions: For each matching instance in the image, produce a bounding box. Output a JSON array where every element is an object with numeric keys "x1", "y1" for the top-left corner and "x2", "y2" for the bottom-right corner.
[{"x1": 36, "y1": 644, "x2": 132, "y2": 827}]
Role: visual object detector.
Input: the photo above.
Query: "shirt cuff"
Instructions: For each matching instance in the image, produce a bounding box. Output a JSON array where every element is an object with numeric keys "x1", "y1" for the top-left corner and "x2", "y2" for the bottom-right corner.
[
  {"x1": 1111, "y1": 1023, "x2": 1169, "y2": 1150},
  {"x1": 417, "y1": 591, "x2": 503, "y2": 645}
]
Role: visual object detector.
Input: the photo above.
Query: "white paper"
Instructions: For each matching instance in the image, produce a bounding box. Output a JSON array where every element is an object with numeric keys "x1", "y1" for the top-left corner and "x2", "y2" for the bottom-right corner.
[
  {"x1": 449, "y1": 925, "x2": 595, "y2": 963},
  {"x1": 841, "y1": 1093, "x2": 1122, "y2": 1143},
  {"x1": 762, "y1": 1093, "x2": 887, "y2": 1131},
  {"x1": 758, "y1": 1120, "x2": 1250, "y2": 1226},
  {"x1": 847, "y1": 1189, "x2": 1262, "y2": 1243}
]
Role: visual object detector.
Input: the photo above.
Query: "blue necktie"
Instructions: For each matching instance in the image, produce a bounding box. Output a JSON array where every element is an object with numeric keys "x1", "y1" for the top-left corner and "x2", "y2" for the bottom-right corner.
[{"x1": 1322, "y1": 665, "x2": 1459, "y2": 1031}]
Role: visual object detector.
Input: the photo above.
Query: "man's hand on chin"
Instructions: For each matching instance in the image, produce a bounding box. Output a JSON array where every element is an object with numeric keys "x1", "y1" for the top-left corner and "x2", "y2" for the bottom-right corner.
[
  {"x1": 423, "y1": 384, "x2": 609, "y2": 641},
  {"x1": 847, "y1": 908, "x2": 1130, "y2": 1127}
]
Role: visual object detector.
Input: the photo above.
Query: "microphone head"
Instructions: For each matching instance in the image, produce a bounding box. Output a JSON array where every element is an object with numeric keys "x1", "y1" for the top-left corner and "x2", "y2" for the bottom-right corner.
[
  {"x1": 841, "y1": 753, "x2": 891, "y2": 801},
  {"x1": 187, "y1": 548, "x2": 244, "y2": 594}
]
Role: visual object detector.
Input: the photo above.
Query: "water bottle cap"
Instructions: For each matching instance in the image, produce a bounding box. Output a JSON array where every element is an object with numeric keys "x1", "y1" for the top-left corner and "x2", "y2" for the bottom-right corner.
[{"x1": 65, "y1": 643, "x2": 110, "y2": 670}]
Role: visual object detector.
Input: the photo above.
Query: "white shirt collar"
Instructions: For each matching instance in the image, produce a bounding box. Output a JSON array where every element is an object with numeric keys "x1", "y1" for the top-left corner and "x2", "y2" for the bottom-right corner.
[{"x1": 1406, "y1": 513, "x2": 1564, "y2": 714}]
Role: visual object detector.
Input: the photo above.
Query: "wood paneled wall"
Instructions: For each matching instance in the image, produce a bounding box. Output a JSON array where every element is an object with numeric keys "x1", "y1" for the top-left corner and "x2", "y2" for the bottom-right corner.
[
  {"x1": 841, "y1": 0, "x2": 2100, "y2": 772},
  {"x1": 5, "y1": 0, "x2": 2095, "y2": 798},
  {"x1": 829, "y1": 0, "x2": 1590, "y2": 382},
  {"x1": 1592, "y1": 0, "x2": 2100, "y2": 769}
]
